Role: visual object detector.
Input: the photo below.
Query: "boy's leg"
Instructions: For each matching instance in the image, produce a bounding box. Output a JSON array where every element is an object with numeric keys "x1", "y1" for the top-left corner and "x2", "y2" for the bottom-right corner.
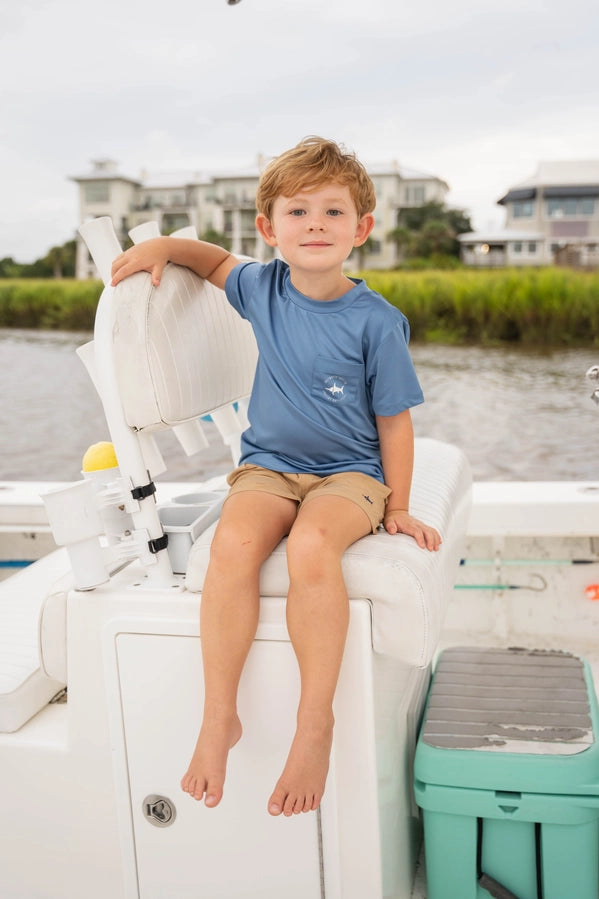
[
  {"x1": 268, "y1": 494, "x2": 371, "y2": 816},
  {"x1": 181, "y1": 490, "x2": 297, "y2": 806}
]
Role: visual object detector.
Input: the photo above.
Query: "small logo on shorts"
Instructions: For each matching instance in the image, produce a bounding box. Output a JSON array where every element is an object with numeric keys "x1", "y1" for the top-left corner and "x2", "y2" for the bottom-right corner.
[{"x1": 363, "y1": 494, "x2": 373, "y2": 505}]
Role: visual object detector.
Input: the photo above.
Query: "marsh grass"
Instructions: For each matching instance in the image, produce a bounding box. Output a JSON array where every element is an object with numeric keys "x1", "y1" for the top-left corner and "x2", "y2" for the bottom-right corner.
[
  {"x1": 360, "y1": 267, "x2": 599, "y2": 346},
  {"x1": 0, "y1": 279, "x2": 102, "y2": 330},
  {"x1": 2, "y1": 269, "x2": 599, "y2": 345}
]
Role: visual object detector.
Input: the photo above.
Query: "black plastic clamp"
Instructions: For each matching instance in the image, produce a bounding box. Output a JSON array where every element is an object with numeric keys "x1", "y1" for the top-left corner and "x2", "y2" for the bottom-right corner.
[
  {"x1": 131, "y1": 481, "x2": 157, "y2": 501},
  {"x1": 148, "y1": 534, "x2": 169, "y2": 554}
]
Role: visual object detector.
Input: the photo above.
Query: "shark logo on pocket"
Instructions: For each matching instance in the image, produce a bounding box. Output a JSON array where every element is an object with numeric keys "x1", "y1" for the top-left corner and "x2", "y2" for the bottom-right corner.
[{"x1": 323, "y1": 375, "x2": 348, "y2": 402}]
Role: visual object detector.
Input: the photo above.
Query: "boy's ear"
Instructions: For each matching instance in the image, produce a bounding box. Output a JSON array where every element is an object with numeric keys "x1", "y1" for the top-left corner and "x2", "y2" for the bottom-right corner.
[
  {"x1": 354, "y1": 213, "x2": 375, "y2": 247},
  {"x1": 255, "y1": 213, "x2": 278, "y2": 246}
]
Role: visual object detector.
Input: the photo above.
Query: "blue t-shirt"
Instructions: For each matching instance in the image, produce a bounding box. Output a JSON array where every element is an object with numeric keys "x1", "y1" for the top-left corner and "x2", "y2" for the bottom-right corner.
[{"x1": 225, "y1": 259, "x2": 423, "y2": 482}]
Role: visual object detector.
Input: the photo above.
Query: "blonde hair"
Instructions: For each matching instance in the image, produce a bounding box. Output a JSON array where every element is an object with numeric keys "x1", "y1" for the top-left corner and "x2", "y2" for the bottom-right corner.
[{"x1": 256, "y1": 136, "x2": 376, "y2": 220}]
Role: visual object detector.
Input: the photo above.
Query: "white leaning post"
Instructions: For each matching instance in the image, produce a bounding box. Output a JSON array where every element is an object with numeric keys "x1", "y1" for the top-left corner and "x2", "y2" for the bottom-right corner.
[{"x1": 79, "y1": 216, "x2": 176, "y2": 587}]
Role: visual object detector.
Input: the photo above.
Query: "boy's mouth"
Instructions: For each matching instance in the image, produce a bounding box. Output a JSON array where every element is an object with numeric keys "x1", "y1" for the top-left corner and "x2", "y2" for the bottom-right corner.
[{"x1": 301, "y1": 241, "x2": 332, "y2": 247}]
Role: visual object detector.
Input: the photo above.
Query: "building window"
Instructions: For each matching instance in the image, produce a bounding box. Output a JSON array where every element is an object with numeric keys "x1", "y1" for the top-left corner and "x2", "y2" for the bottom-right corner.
[
  {"x1": 162, "y1": 213, "x2": 190, "y2": 233},
  {"x1": 513, "y1": 242, "x2": 522, "y2": 253},
  {"x1": 512, "y1": 201, "x2": 533, "y2": 217},
  {"x1": 84, "y1": 182, "x2": 109, "y2": 203},
  {"x1": 547, "y1": 198, "x2": 594, "y2": 217},
  {"x1": 528, "y1": 242, "x2": 537, "y2": 253},
  {"x1": 240, "y1": 209, "x2": 257, "y2": 231},
  {"x1": 142, "y1": 193, "x2": 163, "y2": 209},
  {"x1": 405, "y1": 185, "x2": 425, "y2": 205}
]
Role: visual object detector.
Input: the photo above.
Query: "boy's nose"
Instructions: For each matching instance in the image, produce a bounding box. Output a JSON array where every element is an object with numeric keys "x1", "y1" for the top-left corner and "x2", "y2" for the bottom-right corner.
[{"x1": 308, "y1": 217, "x2": 325, "y2": 231}]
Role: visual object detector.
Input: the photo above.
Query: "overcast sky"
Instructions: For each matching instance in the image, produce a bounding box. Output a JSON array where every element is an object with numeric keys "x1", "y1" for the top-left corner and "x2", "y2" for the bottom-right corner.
[{"x1": 2, "y1": 0, "x2": 597, "y2": 262}]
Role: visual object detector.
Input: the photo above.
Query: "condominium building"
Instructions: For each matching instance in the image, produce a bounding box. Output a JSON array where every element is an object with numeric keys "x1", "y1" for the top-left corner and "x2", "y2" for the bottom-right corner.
[
  {"x1": 459, "y1": 161, "x2": 599, "y2": 268},
  {"x1": 70, "y1": 157, "x2": 449, "y2": 279}
]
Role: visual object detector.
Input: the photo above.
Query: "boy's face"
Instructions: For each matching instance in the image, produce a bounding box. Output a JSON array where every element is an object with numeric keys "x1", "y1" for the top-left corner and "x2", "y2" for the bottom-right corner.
[{"x1": 255, "y1": 183, "x2": 374, "y2": 278}]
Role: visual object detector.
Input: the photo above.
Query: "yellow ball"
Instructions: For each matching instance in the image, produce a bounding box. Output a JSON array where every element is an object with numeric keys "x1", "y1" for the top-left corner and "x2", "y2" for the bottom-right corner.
[{"x1": 82, "y1": 441, "x2": 119, "y2": 472}]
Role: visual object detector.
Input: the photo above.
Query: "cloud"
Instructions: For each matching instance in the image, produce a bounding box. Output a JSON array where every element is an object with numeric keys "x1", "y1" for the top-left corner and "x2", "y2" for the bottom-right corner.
[{"x1": 1, "y1": 0, "x2": 597, "y2": 260}]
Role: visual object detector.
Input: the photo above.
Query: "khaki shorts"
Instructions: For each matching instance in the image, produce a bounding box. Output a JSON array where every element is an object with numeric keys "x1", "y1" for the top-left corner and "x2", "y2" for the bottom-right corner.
[{"x1": 226, "y1": 464, "x2": 391, "y2": 533}]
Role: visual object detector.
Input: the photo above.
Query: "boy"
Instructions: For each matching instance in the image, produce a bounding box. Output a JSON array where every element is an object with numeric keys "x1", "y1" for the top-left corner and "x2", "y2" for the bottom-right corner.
[{"x1": 111, "y1": 136, "x2": 441, "y2": 818}]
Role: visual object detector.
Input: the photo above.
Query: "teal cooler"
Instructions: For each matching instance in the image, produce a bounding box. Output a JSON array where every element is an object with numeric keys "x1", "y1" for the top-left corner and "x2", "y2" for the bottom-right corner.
[{"x1": 414, "y1": 647, "x2": 599, "y2": 899}]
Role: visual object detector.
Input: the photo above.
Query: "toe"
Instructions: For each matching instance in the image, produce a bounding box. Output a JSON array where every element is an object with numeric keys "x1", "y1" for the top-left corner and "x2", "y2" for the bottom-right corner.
[
  {"x1": 192, "y1": 784, "x2": 206, "y2": 801},
  {"x1": 180, "y1": 773, "x2": 195, "y2": 795},
  {"x1": 204, "y1": 775, "x2": 223, "y2": 807},
  {"x1": 282, "y1": 793, "x2": 296, "y2": 817},
  {"x1": 267, "y1": 785, "x2": 286, "y2": 816}
]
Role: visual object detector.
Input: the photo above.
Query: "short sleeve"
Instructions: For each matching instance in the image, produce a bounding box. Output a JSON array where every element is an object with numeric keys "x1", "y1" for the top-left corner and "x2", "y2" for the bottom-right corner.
[
  {"x1": 370, "y1": 319, "x2": 424, "y2": 415},
  {"x1": 225, "y1": 261, "x2": 263, "y2": 319}
]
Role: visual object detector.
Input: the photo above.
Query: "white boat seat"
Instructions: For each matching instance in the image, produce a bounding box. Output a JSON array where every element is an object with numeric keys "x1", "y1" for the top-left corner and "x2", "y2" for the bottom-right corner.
[
  {"x1": 104, "y1": 258, "x2": 471, "y2": 668},
  {"x1": 187, "y1": 437, "x2": 472, "y2": 668},
  {"x1": 0, "y1": 549, "x2": 70, "y2": 733},
  {"x1": 112, "y1": 263, "x2": 257, "y2": 435}
]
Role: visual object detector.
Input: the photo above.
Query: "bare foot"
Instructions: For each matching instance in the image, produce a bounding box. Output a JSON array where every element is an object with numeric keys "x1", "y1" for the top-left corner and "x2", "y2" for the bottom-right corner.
[
  {"x1": 268, "y1": 718, "x2": 333, "y2": 816},
  {"x1": 180, "y1": 713, "x2": 242, "y2": 807}
]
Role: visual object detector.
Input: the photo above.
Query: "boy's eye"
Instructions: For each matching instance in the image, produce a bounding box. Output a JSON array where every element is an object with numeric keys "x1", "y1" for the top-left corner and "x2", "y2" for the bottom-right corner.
[
  {"x1": 289, "y1": 209, "x2": 305, "y2": 216},
  {"x1": 327, "y1": 209, "x2": 343, "y2": 216}
]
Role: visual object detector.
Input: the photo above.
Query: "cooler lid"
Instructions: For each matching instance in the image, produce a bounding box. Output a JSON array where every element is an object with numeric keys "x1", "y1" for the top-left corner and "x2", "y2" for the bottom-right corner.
[{"x1": 415, "y1": 646, "x2": 599, "y2": 795}]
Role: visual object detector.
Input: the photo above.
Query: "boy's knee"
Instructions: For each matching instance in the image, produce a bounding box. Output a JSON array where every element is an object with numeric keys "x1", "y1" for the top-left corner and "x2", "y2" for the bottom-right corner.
[
  {"x1": 209, "y1": 523, "x2": 261, "y2": 569},
  {"x1": 286, "y1": 529, "x2": 337, "y2": 578}
]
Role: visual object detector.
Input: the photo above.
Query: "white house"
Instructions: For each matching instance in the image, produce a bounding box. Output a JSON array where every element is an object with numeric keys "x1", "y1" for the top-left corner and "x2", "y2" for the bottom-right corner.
[
  {"x1": 70, "y1": 158, "x2": 449, "y2": 279},
  {"x1": 459, "y1": 161, "x2": 599, "y2": 268}
]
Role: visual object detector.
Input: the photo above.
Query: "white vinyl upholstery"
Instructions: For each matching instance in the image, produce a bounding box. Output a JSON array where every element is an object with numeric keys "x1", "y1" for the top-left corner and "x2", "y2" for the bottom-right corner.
[
  {"x1": 0, "y1": 549, "x2": 70, "y2": 733},
  {"x1": 187, "y1": 437, "x2": 472, "y2": 668},
  {"x1": 112, "y1": 265, "x2": 258, "y2": 431}
]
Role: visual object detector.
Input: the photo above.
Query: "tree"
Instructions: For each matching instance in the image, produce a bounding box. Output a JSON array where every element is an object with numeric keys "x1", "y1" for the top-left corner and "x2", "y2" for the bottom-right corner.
[
  {"x1": 386, "y1": 226, "x2": 413, "y2": 262},
  {"x1": 0, "y1": 257, "x2": 21, "y2": 278},
  {"x1": 412, "y1": 220, "x2": 456, "y2": 257},
  {"x1": 351, "y1": 236, "x2": 375, "y2": 269},
  {"x1": 0, "y1": 239, "x2": 76, "y2": 278},
  {"x1": 392, "y1": 200, "x2": 472, "y2": 260},
  {"x1": 43, "y1": 241, "x2": 76, "y2": 278}
]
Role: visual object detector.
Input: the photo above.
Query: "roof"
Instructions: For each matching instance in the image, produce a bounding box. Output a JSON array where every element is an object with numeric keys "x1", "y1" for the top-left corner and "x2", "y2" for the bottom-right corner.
[
  {"x1": 70, "y1": 159, "x2": 262, "y2": 189},
  {"x1": 523, "y1": 160, "x2": 599, "y2": 186},
  {"x1": 69, "y1": 158, "x2": 140, "y2": 184},
  {"x1": 498, "y1": 160, "x2": 599, "y2": 204},
  {"x1": 139, "y1": 171, "x2": 210, "y2": 189},
  {"x1": 367, "y1": 161, "x2": 448, "y2": 184},
  {"x1": 70, "y1": 157, "x2": 449, "y2": 192}
]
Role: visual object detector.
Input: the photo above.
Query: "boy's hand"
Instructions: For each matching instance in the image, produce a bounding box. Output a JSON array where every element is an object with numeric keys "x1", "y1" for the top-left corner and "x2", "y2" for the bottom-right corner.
[
  {"x1": 111, "y1": 238, "x2": 170, "y2": 287},
  {"x1": 383, "y1": 509, "x2": 442, "y2": 551}
]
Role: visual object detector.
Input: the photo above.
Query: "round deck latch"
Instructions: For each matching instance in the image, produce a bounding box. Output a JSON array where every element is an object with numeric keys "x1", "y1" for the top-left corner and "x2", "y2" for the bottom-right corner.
[{"x1": 142, "y1": 794, "x2": 177, "y2": 827}]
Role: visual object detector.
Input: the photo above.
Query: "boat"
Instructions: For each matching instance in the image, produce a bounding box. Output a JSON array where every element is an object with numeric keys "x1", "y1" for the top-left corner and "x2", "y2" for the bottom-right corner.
[{"x1": 1, "y1": 216, "x2": 598, "y2": 899}]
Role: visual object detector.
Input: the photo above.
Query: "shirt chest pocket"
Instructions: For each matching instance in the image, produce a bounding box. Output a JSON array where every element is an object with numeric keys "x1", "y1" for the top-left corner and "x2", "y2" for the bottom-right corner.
[{"x1": 311, "y1": 356, "x2": 365, "y2": 406}]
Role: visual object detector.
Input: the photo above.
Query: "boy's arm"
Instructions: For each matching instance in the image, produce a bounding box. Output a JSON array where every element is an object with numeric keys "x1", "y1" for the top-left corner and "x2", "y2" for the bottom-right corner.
[
  {"x1": 110, "y1": 237, "x2": 239, "y2": 290},
  {"x1": 376, "y1": 409, "x2": 442, "y2": 551}
]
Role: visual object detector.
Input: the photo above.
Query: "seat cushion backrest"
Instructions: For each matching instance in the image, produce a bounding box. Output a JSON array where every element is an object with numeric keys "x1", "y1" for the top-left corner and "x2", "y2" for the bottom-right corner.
[
  {"x1": 113, "y1": 264, "x2": 258, "y2": 432},
  {"x1": 0, "y1": 549, "x2": 70, "y2": 733}
]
